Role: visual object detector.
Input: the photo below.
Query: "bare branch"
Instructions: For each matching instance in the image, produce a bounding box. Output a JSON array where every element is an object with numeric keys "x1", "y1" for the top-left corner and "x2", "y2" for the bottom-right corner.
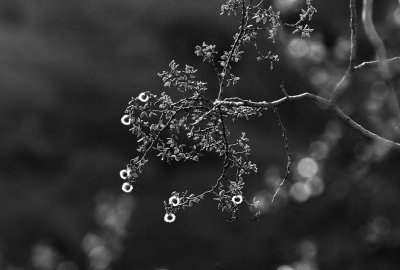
[
  {"x1": 329, "y1": 0, "x2": 357, "y2": 102},
  {"x1": 354, "y1": 56, "x2": 400, "y2": 71},
  {"x1": 348, "y1": 0, "x2": 358, "y2": 69},
  {"x1": 362, "y1": 0, "x2": 390, "y2": 79},
  {"x1": 216, "y1": 92, "x2": 400, "y2": 150},
  {"x1": 271, "y1": 107, "x2": 291, "y2": 203},
  {"x1": 280, "y1": 80, "x2": 289, "y2": 98},
  {"x1": 362, "y1": 0, "x2": 400, "y2": 122}
]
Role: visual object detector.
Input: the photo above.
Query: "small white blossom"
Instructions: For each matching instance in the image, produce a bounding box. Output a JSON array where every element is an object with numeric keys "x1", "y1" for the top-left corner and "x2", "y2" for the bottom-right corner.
[
  {"x1": 168, "y1": 195, "x2": 180, "y2": 207},
  {"x1": 122, "y1": 182, "x2": 133, "y2": 193},
  {"x1": 119, "y1": 169, "x2": 130, "y2": 179},
  {"x1": 164, "y1": 213, "x2": 176, "y2": 223},
  {"x1": 138, "y1": 92, "x2": 149, "y2": 103},
  {"x1": 121, "y1": 114, "x2": 131, "y2": 125},
  {"x1": 232, "y1": 195, "x2": 243, "y2": 205}
]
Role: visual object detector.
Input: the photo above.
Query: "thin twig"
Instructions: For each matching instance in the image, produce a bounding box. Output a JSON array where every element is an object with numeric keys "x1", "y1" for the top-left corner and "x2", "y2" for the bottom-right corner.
[
  {"x1": 218, "y1": 0, "x2": 248, "y2": 100},
  {"x1": 271, "y1": 107, "x2": 291, "y2": 203},
  {"x1": 330, "y1": 0, "x2": 357, "y2": 102},
  {"x1": 354, "y1": 56, "x2": 400, "y2": 71},
  {"x1": 362, "y1": 0, "x2": 399, "y2": 114},
  {"x1": 362, "y1": 0, "x2": 390, "y2": 79},
  {"x1": 280, "y1": 80, "x2": 289, "y2": 97}
]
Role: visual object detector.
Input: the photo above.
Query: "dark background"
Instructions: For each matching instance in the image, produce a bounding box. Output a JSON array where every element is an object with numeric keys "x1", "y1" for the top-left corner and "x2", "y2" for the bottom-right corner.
[{"x1": 1, "y1": 0, "x2": 400, "y2": 269}]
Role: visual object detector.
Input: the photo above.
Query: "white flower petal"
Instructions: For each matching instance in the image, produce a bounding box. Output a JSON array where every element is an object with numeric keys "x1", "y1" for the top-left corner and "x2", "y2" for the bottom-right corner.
[
  {"x1": 119, "y1": 169, "x2": 129, "y2": 179},
  {"x1": 168, "y1": 195, "x2": 180, "y2": 206},
  {"x1": 121, "y1": 115, "x2": 131, "y2": 125},
  {"x1": 122, "y1": 182, "x2": 133, "y2": 193},
  {"x1": 232, "y1": 195, "x2": 243, "y2": 205},
  {"x1": 138, "y1": 92, "x2": 149, "y2": 103},
  {"x1": 164, "y1": 213, "x2": 176, "y2": 223}
]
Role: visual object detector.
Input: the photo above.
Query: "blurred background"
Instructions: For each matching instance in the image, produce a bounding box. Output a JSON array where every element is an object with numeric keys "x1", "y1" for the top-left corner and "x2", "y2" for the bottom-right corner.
[{"x1": 1, "y1": 0, "x2": 400, "y2": 269}]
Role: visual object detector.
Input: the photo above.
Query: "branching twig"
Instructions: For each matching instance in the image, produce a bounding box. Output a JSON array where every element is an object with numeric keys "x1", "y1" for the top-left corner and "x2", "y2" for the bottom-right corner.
[
  {"x1": 362, "y1": 0, "x2": 390, "y2": 80},
  {"x1": 215, "y1": 92, "x2": 400, "y2": 150},
  {"x1": 218, "y1": 0, "x2": 248, "y2": 99}
]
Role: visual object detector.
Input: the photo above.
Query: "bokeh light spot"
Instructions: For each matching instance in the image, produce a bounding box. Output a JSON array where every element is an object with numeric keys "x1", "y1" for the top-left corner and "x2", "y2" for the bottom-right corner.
[
  {"x1": 391, "y1": 7, "x2": 400, "y2": 26},
  {"x1": 277, "y1": 265, "x2": 294, "y2": 270},
  {"x1": 308, "y1": 40, "x2": 326, "y2": 62},
  {"x1": 308, "y1": 68, "x2": 329, "y2": 87},
  {"x1": 274, "y1": 0, "x2": 301, "y2": 11},
  {"x1": 372, "y1": 216, "x2": 392, "y2": 235},
  {"x1": 57, "y1": 261, "x2": 78, "y2": 270},
  {"x1": 253, "y1": 190, "x2": 272, "y2": 214},
  {"x1": 370, "y1": 81, "x2": 388, "y2": 101},
  {"x1": 297, "y1": 240, "x2": 317, "y2": 260},
  {"x1": 306, "y1": 176, "x2": 325, "y2": 196},
  {"x1": 290, "y1": 182, "x2": 312, "y2": 202},
  {"x1": 288, "y1": 38, "x2": 309, "y2": 58},
  {"x1": 334, "y1": 37, "x2": 350, "y2": 60},
  {"x1": 324, "y1": 121, "x2": 343, "y2": 142},
  {"x1": 309, "y1": 141, "x2": 329, "y2": 160},
  {"x1": 293, "y1": 261, "x2": 317, "y2": 270},
  {"x1": 297, "y1": 157, "x2": 319, "y2": 178},
  {"x1": 31, "y1": 243, "x2": 59, "y2": 270}
]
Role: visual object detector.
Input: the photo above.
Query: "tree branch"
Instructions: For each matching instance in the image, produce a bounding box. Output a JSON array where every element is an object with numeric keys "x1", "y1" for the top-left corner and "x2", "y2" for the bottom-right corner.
[
  {"x1": 218, "y1": 0, "x2": 248, "y2": 100},
  {"x1": 362, "y1": 0, "x2": 390, "y2": 79},
  {"x1": 362, "y1": 0, "x2": 400, "y2": 124},
  {"x1": 215, "y1": 92, "x2": 400, "y2": 150},
  {"x1": 354, "y1": 56, "x2": 400, "y2": 71},
  {"x1": 271, "y1": 107, "x2": 291, "y2": 203},
  {"x1": 329, "y1": 0, "x2": 357, "y2": 102}
]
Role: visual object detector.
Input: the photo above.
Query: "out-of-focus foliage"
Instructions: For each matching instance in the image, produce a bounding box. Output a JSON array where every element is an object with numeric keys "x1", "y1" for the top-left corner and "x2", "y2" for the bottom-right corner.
[{"x1": 1, "y1": 0, "x2": 400, "y2": 269}]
